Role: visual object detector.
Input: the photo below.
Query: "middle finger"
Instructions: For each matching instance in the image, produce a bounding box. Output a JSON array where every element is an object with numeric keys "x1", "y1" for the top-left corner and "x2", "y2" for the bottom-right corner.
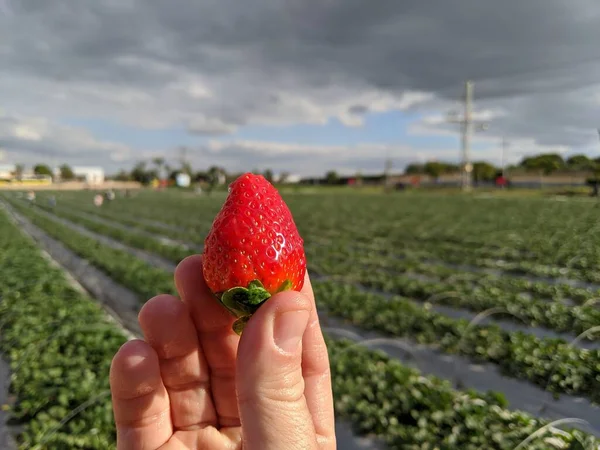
[{"x1": 138, "y1": 294, "x2": 218, "y2": 430}]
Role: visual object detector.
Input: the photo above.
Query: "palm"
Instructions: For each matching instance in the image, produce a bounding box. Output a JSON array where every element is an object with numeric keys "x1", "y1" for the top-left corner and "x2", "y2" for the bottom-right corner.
[{"x1": 110, "y1": 255, "x2": 335, "y2": 450}]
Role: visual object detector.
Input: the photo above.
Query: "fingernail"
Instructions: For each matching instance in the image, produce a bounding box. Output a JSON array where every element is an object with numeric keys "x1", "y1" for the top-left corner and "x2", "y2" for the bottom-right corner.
[{"x1": 273, "y1": 310, "x2": 310, "y2": 353}]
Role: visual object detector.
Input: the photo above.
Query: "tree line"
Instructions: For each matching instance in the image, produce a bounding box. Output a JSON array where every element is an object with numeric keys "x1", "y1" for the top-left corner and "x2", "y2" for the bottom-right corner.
[
  {"x1": 17, "y1": 157, "x2": 290, "y2": 188},
  {"x1": 110, "y1": 157, "x2": 290, "y2": 187},
  {"x1": 24, "y1": 151, "x2": 600, "y2": 187},
  {"x1": 10, "y1": 164, "x2": 75, "y2": 180},
  {"x1": 404, "y1": 153, "x2": 600, "y2": 181}
]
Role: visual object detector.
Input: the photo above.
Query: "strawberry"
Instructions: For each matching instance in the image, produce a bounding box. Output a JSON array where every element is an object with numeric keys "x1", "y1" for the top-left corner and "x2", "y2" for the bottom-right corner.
[{"x1": 202, "y1": 172, "x2": 306, "y2": 334}]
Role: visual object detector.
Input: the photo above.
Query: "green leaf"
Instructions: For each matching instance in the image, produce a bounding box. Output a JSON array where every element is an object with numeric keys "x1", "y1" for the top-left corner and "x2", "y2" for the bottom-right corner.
[
  {"x1": 232, "y1": 316, "x2": 251, "y2": 335},
  {"x1": 277, "y1": 279, "x2": 293, "y2": 292},
  {"x1": 220, "y1": 280, "x2": 271, "y2": 312}
]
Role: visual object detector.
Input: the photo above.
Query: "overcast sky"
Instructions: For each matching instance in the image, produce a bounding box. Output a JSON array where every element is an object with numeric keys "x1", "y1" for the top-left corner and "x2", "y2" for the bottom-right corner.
[{"x1": 2, "y1": 0, "x2": 600, "y2": 176}]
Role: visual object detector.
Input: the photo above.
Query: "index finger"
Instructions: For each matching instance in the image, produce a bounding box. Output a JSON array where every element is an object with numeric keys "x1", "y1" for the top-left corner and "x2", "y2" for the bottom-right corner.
[{"x1": 174, "y1": 254, "x2": 241, "y2": 428}]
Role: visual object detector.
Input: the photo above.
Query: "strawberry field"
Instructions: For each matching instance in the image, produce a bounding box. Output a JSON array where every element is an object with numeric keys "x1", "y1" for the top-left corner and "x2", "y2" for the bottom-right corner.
[{"x1": 2, "y1": 188, "x2": 600, "y2": 449}]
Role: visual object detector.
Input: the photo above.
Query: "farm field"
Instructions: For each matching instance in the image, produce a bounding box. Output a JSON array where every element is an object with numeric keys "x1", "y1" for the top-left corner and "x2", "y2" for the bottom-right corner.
[{"x1": 1, "y1": 188, "x2": 600, "y2": 449}]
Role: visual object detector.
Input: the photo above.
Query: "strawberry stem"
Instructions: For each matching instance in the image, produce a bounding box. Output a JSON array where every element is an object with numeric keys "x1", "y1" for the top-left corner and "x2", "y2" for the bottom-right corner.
[
  {"x1": 221, "y1": 280, "x2": 271, "y2": 310},
  {"x1": 219, "y1": 279, "x2": 271, "y2": 334},
  {"x1": 219, "y1": 279, "x2": 294, "y2": 335}
]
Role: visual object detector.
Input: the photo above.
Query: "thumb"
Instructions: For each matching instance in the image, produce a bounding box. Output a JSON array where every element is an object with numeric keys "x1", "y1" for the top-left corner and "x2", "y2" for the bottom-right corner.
[{"x1": 236, "y1": 290, "x2": 318, "y2": 450}]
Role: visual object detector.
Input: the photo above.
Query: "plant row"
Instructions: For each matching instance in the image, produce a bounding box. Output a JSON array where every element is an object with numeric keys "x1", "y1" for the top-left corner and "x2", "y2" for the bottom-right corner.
[
  {"x1": 44, "y1": 189, "x2": 600, "y2": 276},
  {"x1": 8, "y1": 199, "x2": 600, "y2": 404},
  {"x1": 310, "y1": 252, "x2": 600, "y2": 341},
  {"x1": 328, "y1": 338, "x2": 598, "y2": 449},
  {"x1": 314, "y1": 280, "x2": 600, "y2": 403},
  {"x1": 22, "y1": 198, "x2": 600, "y2": 342},
  {"x1": 32, "y1": 194, "x2": 205, "y2": 243},
  {"x1": 0, "y1": 207, "x2": 597, "y2": 449},
  {"x1": 308, "y1": 236, "x2": 597, "y2": 283},
  {"x1": 42, "y1": 190, "x2": 600, "y2": 284},
  {"x1": 307, "y1": 242, "x2": 599, "y2": 304},
  {"x1": 0, "y1": 209, "x2": 128, "y2": 448},
  {"x1": 33, "y1": 202, "x2": 193, "y2": 262},
  {"x1": 51, "y1": 196, "x2": 600, "y2": 317},
  {"x1": 5, "y1": 198, "x2": 177, "y2": 300},
  {"x1": 32, "y1": 190, "x2": 217, "y2": 238}
]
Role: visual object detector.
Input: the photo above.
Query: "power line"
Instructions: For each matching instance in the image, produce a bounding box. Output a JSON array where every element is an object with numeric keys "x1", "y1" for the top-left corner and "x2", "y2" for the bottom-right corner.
[
  {"x1": 383, "y1": 152, "x2": 393, "y2": 190},
  {"x1": 421, "y1": 53, "x2": 600, "y2": 100},
  {"x1": 501, "y1": 137, "x2": 510, "y2": 178}
]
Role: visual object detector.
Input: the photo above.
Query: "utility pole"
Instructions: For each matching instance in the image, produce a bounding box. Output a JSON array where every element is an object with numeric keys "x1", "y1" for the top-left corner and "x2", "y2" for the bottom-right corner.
[
  {"x1": 384, "y1": 154, "x2": 393, "y2": 191},
  {"x1": 179, "y1": 146, "x2": 188, "y2": 167},
  {"x1": 594, "y1": 129, "x2": 600, "y2": 197},
  {"x1": 501, "y1": 137, "x2": 509, "y2": 178},
  {"x1": 447, "y1": 81, "x2": 488, "y2": 191},
  {"x1": 462, "y1": 80, "x2": 473, "y2": 190}
]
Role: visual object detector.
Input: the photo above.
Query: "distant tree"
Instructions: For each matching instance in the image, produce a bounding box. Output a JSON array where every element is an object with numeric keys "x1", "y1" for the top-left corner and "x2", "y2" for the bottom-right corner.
[
  {"x1": 130, "y1": 162, "x2": 156, "y2": 185},
  {"x1": 11, "y1": 164, "x2": 25, "y2": 181},
  {"x1": 33, "y1": 164, "x2": 53, "y2": 177},
  {"x1": 423, "y1": 162, "x2": 445, "y2": 181},
  {"x1": 226, "y1": 172, "x2": 244, "y2": 184},
  {"x1": 180, "y1": 161, "x2": 193, "y2": 176},
  {"x1": 472, "y1": 162, "x2": 498, "y2": 184},
  {"x1": 152, "y1": 157, "x2": 165, "y2": 167},
  {"x1": 405, "y1": 163, "x2": 425, "y2": 175},
  {"x1": 114, "y1": 170, "x2": 130, "y2": 181},
  {"x1": 355, "y1": 170, "x2": 363, "y2": 186},
  {"x1": 444, "y1": 163, "x2": 461, "y2": 173},
  {"x1": 194, "y1": 171, "x2": 208, "y2": 182},
  {"x1": 130, "y1": 162, "x2": 146, "y2": 183},
  {"x1": 566, "y1": 154, "x2": 593, "y2": 170},
  {"x1": 59, "y1": 164, "x2": 75, "y2": 180},
  {"x1": 520, "y1": 153, "x2": 565, "y2": 175},
  {"x1": 263, "y1": 169, "x2": 274, "y2": 183},
  {"x1": 325, "y1": 170, "x2": 339, "y2": 185},
  {"x1": 279, "y1": 171, "x2": 290, "y2": 183},
  {"x1": 152, "y1": 157, "x2": 166, "y2": 178},
  {"x1": 588, "y1": 161, "x2": 600, "y2": 196},
  {"x1": 205, "y1": 166, "x2": 225, "y2": 195},
  {"x1": 208, "y1": 166, "x2": 227, "y2": 182}
]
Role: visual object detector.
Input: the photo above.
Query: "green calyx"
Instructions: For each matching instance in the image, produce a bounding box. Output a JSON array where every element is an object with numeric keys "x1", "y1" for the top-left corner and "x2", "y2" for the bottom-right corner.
[
  {"x1": 276, "y1": 279, "x2": 293, "y2": 292},
  {"x1": 217, "y1": 279, "x2": 293, "y2": 335}
]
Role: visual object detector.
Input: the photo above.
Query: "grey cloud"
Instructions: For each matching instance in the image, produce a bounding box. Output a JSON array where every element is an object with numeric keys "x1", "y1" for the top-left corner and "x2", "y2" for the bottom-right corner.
[
  {"x1": 0, "y1": 113, "x2": 134, "y2": 168},
  {"x1": 2, "y1": 0, "x2": 600, "y2": 172},
  {"x1": 182, "y1": 140, "x2": 441, "y2": 177},
  {"x1": 187, "y1": 117, "x2": 238, "y2": 135},
  {"x1": 348, "y1": 105, "x2": 369, "y2": 116}
]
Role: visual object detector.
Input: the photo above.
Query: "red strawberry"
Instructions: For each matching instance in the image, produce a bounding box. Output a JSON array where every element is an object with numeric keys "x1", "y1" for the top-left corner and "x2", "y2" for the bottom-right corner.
[{"x1": 202, "y1": 172, "x2": 306, "y2": 334}]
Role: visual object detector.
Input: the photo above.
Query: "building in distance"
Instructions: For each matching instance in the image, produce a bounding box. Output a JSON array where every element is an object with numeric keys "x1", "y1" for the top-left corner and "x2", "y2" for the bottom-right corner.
[
  {"x1": 73, "y1": 167, "x2": 105, "y2": 185},
  {"x1": 52, "y1": 166, "x2": 105, "y2": 185}
]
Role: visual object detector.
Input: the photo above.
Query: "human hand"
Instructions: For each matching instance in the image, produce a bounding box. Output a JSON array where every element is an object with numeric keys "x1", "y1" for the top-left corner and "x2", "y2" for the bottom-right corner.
[{"x1": 109, "y1": 254, "x2": 336, "y2": 450}]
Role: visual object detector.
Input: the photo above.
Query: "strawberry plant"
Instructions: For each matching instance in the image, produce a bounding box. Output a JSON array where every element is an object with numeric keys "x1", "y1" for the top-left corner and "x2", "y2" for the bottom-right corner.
[
  {"x1": 1, "y1": 207, "x2": 598, "y2": 449},
  {"x1": 0, "y1": 210, "x2": 127, "y2": 449},
  {"x1": 5, "y1": 188, "x2": 600, "y2": 448},
  {"x1": 6, "y1": 196, "x2": 600, "y2": 403}
]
